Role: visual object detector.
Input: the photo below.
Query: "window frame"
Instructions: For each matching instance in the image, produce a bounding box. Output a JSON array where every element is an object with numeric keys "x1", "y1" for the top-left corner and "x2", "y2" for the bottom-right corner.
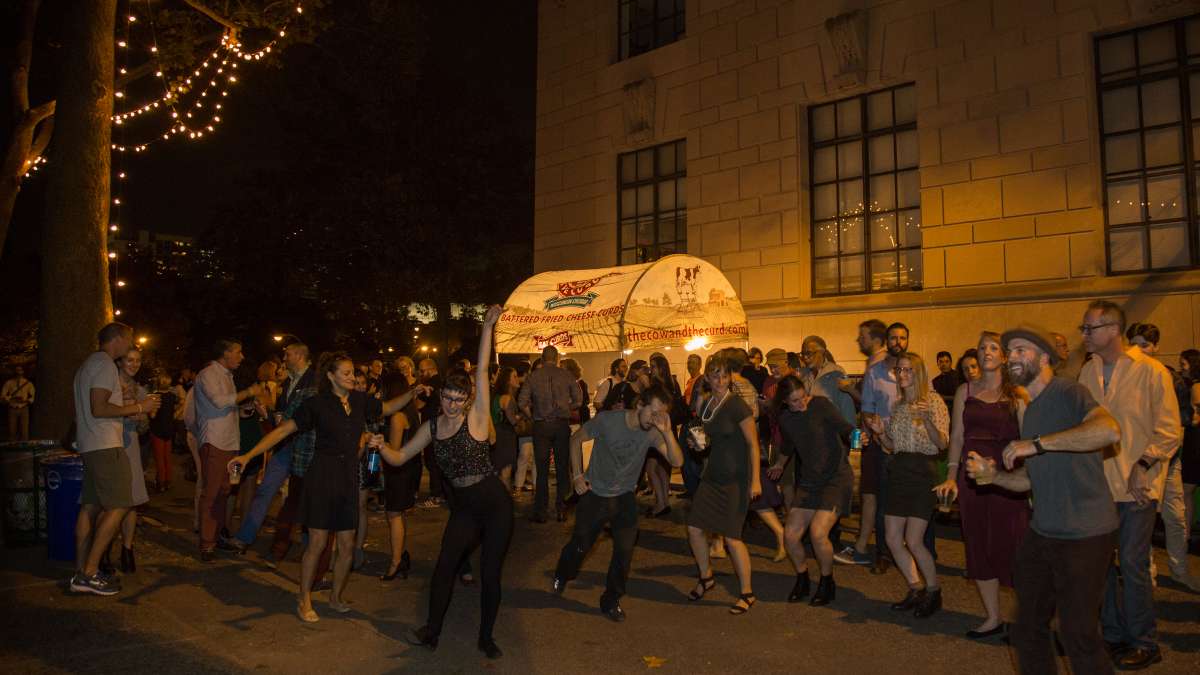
[
  {"x1": 616, "y1": 139, "x2": 687, "y2": 265},
  {"x1": 617, "y1": 0, "x2": 686, "y2": 61},
  {"x1": 807, "y1": 82, "x2": 921, "y2": 297},
  {"x1": 1095, "y1": 15, "x2": 1200, "y2": 274}
]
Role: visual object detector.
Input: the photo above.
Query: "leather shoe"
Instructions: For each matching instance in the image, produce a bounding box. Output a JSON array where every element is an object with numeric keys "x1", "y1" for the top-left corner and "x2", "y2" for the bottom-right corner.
[
  {"x1": 406, "y1": 626, "x2": 438, "y2": 650},
  {"x1": 601, "y1": 602, "x2": 626, "y2": 622},
  {"x1": 478, "y1": 638, "x2": 503, "y2": 659},
  {"x1": 552, "y1": 577, "x2": 567, "y2": 595},
  {"x1": 965, "y1": 623, "x2": 1006, "y2": 640},
  {"x1": 1115, "y1": 646, "x2": 1161, "y2": 670},
  {"x1": 890, "y1": 588, "x2": 924, "y2": 611},
  {"x1": 787, "y1": 573, "x2": 810, "y2": 603}
]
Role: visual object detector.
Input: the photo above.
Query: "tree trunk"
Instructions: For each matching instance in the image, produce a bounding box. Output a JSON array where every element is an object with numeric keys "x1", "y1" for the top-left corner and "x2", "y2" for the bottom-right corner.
[{"x1": 33, "y1": 0, "x2": 116, "y2": 439}]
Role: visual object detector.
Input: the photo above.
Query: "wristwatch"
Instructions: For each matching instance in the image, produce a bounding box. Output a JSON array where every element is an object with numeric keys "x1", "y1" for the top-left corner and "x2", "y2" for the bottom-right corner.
[
  {"x1": 1032, "y1": 436, "x2": 1046, "y2": 455},
  {"x1": 1136, "y1": 458, "x2": 1153, "y2": 471}
]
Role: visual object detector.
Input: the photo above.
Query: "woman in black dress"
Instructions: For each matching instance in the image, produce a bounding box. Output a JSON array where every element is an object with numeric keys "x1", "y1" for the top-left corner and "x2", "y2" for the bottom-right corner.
[
  {"x1": 378, "y1": 305, "x2": 512, "y2": 659},
  {"x1": 767, "y1": 374, "x2": 855, "y2": 606},
  {"x1": 685, "y1": 354, "x2": 762, "y2": 615},
  {"x1": 232, "y1": 353, "x2": 423, "y2": 622},
  {"x1": 380, "y1": 374, "x2": 423, "y2": 581}
]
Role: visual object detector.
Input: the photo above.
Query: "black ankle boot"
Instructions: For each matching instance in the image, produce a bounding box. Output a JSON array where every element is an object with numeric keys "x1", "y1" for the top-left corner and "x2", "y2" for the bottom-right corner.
[
  {"x1": 120, "y1": 546, "x2": 135, "y2": 574},
  {"x1": 913, "y1": 587, "x2": 942, "y2": 618},
  {"x1": 810, "y1": 575, "x2": 835, "y2": 606},
  {"x1": 99, "y1": 547, "x2": 116, "y2": 576},
  {"x1": 890, "y1": 587, "x2": 925, "y2": 611},
  {"x1": 478, "y1": 637, "x2": 503, "y2": 659},
  {"x1": 787, "y1": 572, "x2": 810, "y2": 603}
]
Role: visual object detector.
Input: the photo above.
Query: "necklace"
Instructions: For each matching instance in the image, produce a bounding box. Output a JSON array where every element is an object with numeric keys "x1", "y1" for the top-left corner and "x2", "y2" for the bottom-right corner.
[{"x1": 701, "y1": 389, "x2": 730, "y2": 423}]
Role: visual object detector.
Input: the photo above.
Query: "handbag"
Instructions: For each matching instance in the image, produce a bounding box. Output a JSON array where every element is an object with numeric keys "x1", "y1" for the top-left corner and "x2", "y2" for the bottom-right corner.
[{"x1": 512, "y1": 411, "x2": 534, "y2": 437}]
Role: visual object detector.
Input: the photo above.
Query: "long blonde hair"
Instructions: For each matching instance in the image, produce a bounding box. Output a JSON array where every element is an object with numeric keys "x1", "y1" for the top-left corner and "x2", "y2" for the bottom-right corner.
[{"x1": 897, "y1": 352, "x2": 931, "y2": 405}]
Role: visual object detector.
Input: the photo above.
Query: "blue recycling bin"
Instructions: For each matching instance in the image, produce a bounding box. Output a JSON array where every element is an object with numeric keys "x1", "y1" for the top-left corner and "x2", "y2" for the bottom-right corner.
[{"x1": 42, "y1": 455, "x2": 84, "y2": 562}]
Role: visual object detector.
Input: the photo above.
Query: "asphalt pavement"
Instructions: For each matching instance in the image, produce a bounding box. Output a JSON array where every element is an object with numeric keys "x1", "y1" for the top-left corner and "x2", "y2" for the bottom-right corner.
[{"x1": 2, "y1": 464, "x2": 1199, "y2": 674}]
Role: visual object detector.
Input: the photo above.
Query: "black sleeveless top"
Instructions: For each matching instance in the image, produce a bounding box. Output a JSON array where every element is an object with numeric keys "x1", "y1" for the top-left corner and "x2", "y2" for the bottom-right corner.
[{"x1": 430, "y1": 417, "x2": 494, "y2": 485}]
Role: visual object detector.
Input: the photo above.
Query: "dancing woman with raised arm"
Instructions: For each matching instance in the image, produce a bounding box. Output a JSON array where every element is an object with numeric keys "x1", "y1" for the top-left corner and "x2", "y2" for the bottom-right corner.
[
  {"x1": 230, "y1": 354, "x2": 424, "y2": 623},
  {"x1": 377, "y1": 305, "x2": 512, "y2": 659}
]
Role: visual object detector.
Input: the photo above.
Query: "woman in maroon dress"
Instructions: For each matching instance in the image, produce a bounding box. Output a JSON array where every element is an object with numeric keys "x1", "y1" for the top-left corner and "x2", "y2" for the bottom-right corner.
[{"x1": 934, "y1": 331, "x2": 1029, "y2": 639}]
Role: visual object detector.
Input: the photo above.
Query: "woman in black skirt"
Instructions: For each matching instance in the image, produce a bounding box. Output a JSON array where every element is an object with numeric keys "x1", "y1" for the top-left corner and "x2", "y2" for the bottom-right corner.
[
  {"x1": 865, "y1": 352, "x2": 949, "y2": 618},
  {"x1": 378, "y1": 305, "x2": 512, "y2": 659},
  {"x1": 232, "y1": 353, "x2": 424, "y2": 622},
  {"x1": 767, "y1": 374, "x2": 855, "y2": 606},
  {"x1": 685, "y1": 354, "x2": 762, "y2": 615}
]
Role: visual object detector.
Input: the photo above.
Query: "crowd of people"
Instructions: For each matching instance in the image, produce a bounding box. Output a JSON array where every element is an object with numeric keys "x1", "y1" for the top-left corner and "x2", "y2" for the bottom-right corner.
[{"x1": 61, "y1": 298, "x2": 1200, "y2": 670}]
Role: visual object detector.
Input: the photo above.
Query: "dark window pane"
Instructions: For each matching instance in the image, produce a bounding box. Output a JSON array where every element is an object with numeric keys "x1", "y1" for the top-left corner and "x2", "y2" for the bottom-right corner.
[
  {"x1": 1138, "y1": 24, "x2": 1176, "y2": 67},
  {"x1": 840, "y1": 255, "x2": 865, "y2": 292},
  {"x1": 615, "y1": 140, "x2": 686, "y2": 264},
  {"x1": 814, "y1": 259, "x2": 838, "y2": 295},
  {"x1": 1099, "y1": 35, "x2": 1135, "y2": 76}
]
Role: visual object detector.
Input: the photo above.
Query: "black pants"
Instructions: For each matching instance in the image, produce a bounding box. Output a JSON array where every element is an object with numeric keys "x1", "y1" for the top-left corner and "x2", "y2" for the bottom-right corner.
[
  {"x1": 554, "y1": 491, "x2": 638, "y2": 609},
  {"x1": 423, "y1": 447, "x2": 445, "y2": 499},
  {"x1": 427, "y1": 476, "x2": 513, "y2": 641},
  {"x1": 532, "y1": 419, "x2": 571, "y2": 515},
  {"x1": 1012, "y1": 529, "x2": 1116, "y2": 675}
]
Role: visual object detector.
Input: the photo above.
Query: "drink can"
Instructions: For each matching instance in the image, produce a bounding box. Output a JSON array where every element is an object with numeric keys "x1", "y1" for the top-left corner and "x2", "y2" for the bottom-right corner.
[
  {"x1": 366, "y1": 449, "x2": 381, "y2": 473},
  {"x1": 849, "y1": 428, "x2": 863, "y2": 450}
]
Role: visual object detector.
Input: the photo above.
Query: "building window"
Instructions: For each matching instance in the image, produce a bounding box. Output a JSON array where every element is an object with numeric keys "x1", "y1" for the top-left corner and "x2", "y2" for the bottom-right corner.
[
  {"x1": 619, "y1": 0, "x2": 685, "y2": 61},
  {"x1": 618, "y1": 139, "x2": 686, "y2": 264},
  {"x1": 808, "y1": 84, "x2": 920, "y2": 296},
  {"x1": 1096, "y1": 16, "x2": 1200, "y2": 273}
]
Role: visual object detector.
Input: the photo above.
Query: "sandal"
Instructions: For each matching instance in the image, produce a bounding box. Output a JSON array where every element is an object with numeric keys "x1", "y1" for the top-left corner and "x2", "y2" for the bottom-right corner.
[
  {"x1": 688, "y1": 575, "x2": 716, "y2": 601},
  {"x1": 729, "y1": 592, "x2": 756, "y2": 615},
  {"x1": 297, "y1": 603, "x2": 319, "y2": 623}
]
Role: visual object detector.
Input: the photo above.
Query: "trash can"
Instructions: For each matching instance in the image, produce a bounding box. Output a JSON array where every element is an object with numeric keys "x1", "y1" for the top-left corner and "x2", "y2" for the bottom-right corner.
[
  {"x1": 0, "y1": 440, "x2": 58, "y2": 546},
  {"x1": 42, "y1": 455, "x2": 84, "y2": 562}
]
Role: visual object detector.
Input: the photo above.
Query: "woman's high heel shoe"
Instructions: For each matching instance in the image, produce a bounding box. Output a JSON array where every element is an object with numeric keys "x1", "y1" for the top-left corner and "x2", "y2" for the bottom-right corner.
[
  {"x1": 120, "y1": 546, "x2": 136, "y2": 574},
  {"x1": 381, "y1": 551, "x2": 411, "y2": 581}
]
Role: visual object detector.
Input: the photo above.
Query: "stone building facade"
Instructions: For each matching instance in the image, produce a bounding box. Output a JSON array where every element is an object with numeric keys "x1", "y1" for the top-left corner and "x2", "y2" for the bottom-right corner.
[{"x1": 533, "y1": 0, "x2": 1200, "y2": 369}]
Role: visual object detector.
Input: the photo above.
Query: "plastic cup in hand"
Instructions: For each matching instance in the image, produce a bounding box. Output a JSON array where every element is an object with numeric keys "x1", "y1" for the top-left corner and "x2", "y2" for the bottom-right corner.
[
  {"x1": 229, "y1": 461, "x2": 242, "y2": 485},
  {"x1": 937, "y1": 490, "x2": 953, "y2": 513}
]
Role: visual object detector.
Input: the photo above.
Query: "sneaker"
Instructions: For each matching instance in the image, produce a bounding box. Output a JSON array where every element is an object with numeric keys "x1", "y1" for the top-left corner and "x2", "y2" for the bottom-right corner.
[
  {"x1": 70, "y1": 572, "x2": 121, "y2": 596},
  {"x1": 216, "y1": 538, "x2": 241, "y2": 553},
  {"x1": 833, "y1": 546, "x2": 858, "y2": 565},
  {"x1": 262, "y1": 553, "x2": 279, "y2": 570}
]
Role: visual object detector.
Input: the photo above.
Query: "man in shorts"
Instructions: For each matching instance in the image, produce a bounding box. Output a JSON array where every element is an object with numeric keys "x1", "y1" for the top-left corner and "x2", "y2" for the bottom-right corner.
[{"x1": 71, "y1": 322, "x2": 161, "y2": 596}]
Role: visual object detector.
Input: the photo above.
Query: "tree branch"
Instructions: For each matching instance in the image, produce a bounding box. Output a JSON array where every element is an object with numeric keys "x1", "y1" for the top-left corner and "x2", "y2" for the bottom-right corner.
[{"x1": 180, "y1": 0, "x2": 241, "y2": 40}]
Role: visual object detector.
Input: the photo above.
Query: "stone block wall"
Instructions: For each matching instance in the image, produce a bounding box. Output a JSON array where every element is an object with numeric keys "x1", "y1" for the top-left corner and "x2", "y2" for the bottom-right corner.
[{"x1": 533, "y1": 0, "x2": 1200, "y2": 365}]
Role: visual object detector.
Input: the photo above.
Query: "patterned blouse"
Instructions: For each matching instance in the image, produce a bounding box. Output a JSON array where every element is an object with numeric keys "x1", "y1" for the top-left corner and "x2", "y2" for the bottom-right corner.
[{"x1": 886, "y1": 394, "x2": 950, "y2": 456}]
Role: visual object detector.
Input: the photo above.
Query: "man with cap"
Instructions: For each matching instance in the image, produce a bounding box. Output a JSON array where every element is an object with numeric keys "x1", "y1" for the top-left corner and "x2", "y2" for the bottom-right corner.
[
  {"x1": 965, "y1": 325, "x2": 1121, "y2": 675},
  {"x1": 1078, "y1": 301, "x2": 1180, "y2": 670}
]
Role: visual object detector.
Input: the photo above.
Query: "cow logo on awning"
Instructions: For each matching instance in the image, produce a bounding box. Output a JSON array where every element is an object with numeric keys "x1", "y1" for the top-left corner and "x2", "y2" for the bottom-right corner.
[{"x1": 544, "y1": 272, "x2": 619, "y2": 310}]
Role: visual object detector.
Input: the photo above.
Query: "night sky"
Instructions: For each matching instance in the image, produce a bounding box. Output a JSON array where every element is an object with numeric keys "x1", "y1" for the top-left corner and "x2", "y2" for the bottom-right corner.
[{"x1": 1, "y1": 0, "x2": 537, "y2": 363}]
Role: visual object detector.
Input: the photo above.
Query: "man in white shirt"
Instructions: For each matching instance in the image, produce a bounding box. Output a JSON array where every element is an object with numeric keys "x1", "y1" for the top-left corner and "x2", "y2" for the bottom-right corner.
[
  {"x1": 2, "y1": 365, "x2": 34, "y2": 441},
  {"x1": 194, "y1": 338, "x2": 260, "y2": 560},
  {"x1": 70, "y1": 323, "x2": 161, "y2": 596},
  {"x1": 1078, "y1": 301, "x2": 1181, "y2": 670}
]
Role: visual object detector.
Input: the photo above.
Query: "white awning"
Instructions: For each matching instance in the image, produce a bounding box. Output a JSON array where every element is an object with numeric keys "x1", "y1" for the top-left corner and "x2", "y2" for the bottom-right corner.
[{"x1": 497, "y1": 254, "x2": 748, "y2": 354}]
